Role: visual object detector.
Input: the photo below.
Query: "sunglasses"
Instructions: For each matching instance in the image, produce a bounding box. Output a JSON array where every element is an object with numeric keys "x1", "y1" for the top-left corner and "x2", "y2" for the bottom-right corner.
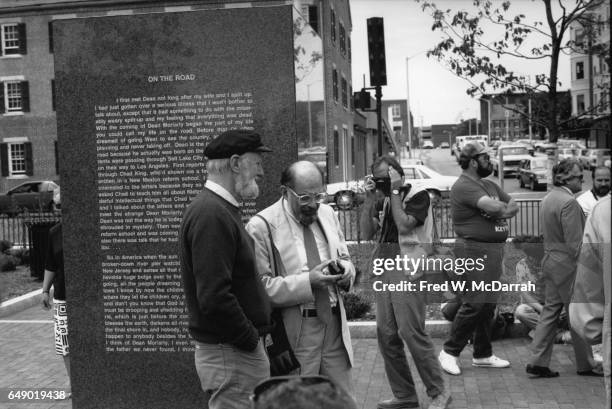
[
  {"x1": 250, "y1": 375, "x2": 334, "y2": 404},
  {"x1": 286, "y1": 186, "x2": 327, "y2": 206},
  {"x1": 475, "y1": 153, "x2": 490, "y2": 161}
]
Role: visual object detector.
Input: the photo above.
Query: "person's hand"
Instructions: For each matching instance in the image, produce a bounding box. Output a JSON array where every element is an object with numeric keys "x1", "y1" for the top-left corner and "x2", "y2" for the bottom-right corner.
[
  {"x1": 334, "y1": 259, "x2": 355, "y2": 290},
  {"x1": 388, "y1": 168, "x2": 403, "y2": 190},
  {"x1": 309, "y1": 260, "x2": 342, "y2": 289},
  {"x1": 42, "y1": 292, "x2": 51, "y2": 310},
  {"x1": 364, "y1": 175, "x2": 377, "y2": 194}
]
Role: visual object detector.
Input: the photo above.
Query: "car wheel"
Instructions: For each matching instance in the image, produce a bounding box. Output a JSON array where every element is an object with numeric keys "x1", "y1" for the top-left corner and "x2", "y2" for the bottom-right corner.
[
  {"x1": 519, "y1": 176, "x2": 525, "y2": 188},
  {"x1": 530, "y1": 179, "x2": 536, "y2": 191}
]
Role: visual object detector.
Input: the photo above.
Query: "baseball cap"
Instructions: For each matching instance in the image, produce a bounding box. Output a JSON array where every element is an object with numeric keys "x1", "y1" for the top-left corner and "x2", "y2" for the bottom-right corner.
[
  {"x1": 204, "y1": 129, "x2": 272, "y2": 159},
  {"x1": 460, "y1": 142, "x2": 489, "y2": 159}
]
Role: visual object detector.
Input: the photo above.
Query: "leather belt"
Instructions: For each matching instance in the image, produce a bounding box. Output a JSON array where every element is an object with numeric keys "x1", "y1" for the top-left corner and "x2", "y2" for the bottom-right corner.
[{"x1": 302, "y1": 305, "x2": 340, "y2": 318}]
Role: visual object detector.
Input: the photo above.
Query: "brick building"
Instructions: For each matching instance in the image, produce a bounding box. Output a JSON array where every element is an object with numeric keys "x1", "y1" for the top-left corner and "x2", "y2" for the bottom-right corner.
[{"x1": 0, "y1": 0, "x2": 356, "y2": 191}]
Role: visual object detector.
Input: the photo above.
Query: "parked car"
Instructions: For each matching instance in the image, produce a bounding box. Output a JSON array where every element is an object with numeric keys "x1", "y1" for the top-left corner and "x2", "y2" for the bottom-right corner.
[
  {"x1": 490, "y1": 144, "x2": 534, "y2": 177},
  {"x1": 400, "y1": 158, "x2": 424, "y2": 166},
  {"x1": 422, "y1": 140, "x2": 434, "y2": 149},
  {"x1": 558, "y1": 148, "x2": 580, "y2": 161},
  {"x1": 439, "y1": 142, "x2": 450, "y2": 149},
  {"x1": 517, "y1": 157, "x2": 549, "y2": 191},
  {"x1": 401, "y1": 164, "x2": 458, "y2": 197},
  {"x1": 0, "y1": 181, "x2": 60, "y2": 215},
  {"x1": 579, "y1": 149, "x2": 611, "y2": 170}
]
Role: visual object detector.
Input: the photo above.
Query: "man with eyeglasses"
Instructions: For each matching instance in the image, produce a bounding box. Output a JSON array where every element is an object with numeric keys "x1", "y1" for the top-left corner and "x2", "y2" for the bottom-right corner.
[
  {"x1": 526, "y1": 158, "x2": 603, "y2": 378},
  {"x1": 438, "y1": 142, "x2": 517, "y2": 377},
  {"x1": 246, "y1": 161, "x2": 356, "y2": 396}
]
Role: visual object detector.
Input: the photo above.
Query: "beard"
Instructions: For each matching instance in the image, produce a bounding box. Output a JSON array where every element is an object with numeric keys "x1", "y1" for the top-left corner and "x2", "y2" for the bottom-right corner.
[
  {"x1": 476, "y1": 162, "x2": 493, "y2": 178},
  {"x1": 594, "y1": 185, "x2": 610, "y2": 197},
  {"x1": 235, "y1": 174, "x2": 260, "y2": 200}
]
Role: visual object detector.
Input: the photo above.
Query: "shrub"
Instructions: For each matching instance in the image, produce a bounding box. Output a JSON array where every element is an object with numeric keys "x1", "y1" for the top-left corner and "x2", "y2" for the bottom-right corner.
[
  {"x1": 0, "y1": 254, "x2": 17, "y2": 272},
  {"x1": 343, "y1": 291, "x2": 372, "y2": 320}
]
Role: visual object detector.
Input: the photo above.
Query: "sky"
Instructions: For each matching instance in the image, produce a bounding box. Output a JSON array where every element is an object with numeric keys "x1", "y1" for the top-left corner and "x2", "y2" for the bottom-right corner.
[{"x1": 350, "y1": 0, "x2": 572, "y2": 126}]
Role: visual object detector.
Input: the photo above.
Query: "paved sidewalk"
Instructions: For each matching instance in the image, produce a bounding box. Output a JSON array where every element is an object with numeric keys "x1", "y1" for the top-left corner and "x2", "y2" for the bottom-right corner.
[{"x1": 0, "y1": 305, "x2": 607, "y2": 409}]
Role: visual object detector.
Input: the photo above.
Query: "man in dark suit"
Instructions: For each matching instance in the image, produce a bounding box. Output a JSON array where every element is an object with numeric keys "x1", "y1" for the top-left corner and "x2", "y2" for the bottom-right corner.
[{"x1": 526, "y1": 158, "x2": 602, "y2": 378}]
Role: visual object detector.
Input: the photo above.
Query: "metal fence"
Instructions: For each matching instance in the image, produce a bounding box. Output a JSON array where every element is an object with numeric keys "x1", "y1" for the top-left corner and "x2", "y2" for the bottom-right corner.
[
  {"x1": 337, "y1": 199, "x2": 542, "y2": 242},
  {"x1": 0, "y1": 212, "x2": 62, "y2": 248}
]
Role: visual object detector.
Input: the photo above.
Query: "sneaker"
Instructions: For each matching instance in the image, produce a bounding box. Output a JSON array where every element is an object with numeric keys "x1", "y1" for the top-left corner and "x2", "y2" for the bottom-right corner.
[
  {"x1": 377, "y1": 398, "x2": 420, "y2": 409},
  {"x1": 438, "y1": 350, "x2": 461, "y2": 375},
  {"x1": 428, "y1": 391, "x2": 451, "y2": 409},
  {"x1": 472, "y1": 355, "x2": 510, "y2": 368}
]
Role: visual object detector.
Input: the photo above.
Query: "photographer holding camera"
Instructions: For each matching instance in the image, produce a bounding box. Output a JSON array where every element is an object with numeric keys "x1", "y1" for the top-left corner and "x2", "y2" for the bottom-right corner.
[
  {"x1": 246, "y1": 161, "x2": 356, "y2": 398},
  {"x1": 360, "y1": 155, "x2": 451, "y2": 409}
]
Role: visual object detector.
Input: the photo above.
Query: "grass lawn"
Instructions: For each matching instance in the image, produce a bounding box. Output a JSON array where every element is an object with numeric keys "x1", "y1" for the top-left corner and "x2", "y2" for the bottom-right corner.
[{"x1": 0, "y1": 265, "x2": 41, "y2": 304}]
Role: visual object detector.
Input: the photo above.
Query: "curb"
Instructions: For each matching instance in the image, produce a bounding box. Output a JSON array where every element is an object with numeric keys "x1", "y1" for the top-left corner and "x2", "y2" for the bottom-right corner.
[
  {"x1": 0, "y1": 289, "x2": 43, "y2": 318},
  {"x1": 349, "y1": 319, "x2": 452, "y2": 339}
]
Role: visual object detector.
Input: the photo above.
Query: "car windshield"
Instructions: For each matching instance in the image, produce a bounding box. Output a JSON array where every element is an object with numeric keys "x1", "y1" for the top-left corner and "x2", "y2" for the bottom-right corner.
[
  {"x1": 501, "y1": 147, "x2": 528, "y2": 155},
  {"x1": 531, "y1": 158, "x2": 548, "y2": 169}
]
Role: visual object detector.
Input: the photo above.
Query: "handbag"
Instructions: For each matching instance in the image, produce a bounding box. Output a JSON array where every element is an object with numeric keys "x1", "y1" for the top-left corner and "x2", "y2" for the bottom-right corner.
[{"x1": 253, "y1": 215, "x2": 301, "y2": 376}]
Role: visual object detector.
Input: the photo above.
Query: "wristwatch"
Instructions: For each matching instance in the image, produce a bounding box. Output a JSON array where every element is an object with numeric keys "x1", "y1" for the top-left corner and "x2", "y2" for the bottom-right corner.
[{"x1": 391, "y1": 189, "x2": 400, "y2": 195}]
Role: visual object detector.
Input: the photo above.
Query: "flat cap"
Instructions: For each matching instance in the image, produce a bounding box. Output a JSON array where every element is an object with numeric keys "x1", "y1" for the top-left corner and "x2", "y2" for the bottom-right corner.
[
  {"x1": 460, "y1": 142, "x2": 489, "y2": 159},
  {"x1": 204, "y1": 129, "x2": 272, "y2": 159}
]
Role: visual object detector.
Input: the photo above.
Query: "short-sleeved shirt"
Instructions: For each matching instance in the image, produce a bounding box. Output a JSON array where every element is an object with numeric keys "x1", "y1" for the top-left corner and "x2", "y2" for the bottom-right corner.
[
  {"x1": 451, "y1": 174, "x2": 511, "y2": 243},
  {"x1": 376, "y1": 187, "x2": 430, "y2": 244},
  {"x1": 45, "y1": 223, "x2": 65, "y2": 301}
]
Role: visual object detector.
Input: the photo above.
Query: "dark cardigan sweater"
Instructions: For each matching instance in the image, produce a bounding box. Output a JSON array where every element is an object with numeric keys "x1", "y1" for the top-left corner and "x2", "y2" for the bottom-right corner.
[{"x1": 179, "y1": 187, "x2": 271, "y2": 351}]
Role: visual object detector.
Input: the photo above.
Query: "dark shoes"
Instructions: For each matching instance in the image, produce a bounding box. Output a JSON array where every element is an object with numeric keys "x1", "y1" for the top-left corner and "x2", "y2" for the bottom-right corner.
[
  {"x1": 377, "y1": 398, "x2": 420, "y2": 409},
  {"x1": 526, "y1": 364, "x2": 559, "y2": 378},
  {"x1": 577, "y1": 368, "x2": 604, "y2": 377}
]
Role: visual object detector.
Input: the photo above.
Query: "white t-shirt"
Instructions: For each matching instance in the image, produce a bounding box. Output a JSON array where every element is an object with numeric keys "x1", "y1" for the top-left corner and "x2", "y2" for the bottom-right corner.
[{"x1": 577, "y1": 190, "x2": 611, "y2": 218}]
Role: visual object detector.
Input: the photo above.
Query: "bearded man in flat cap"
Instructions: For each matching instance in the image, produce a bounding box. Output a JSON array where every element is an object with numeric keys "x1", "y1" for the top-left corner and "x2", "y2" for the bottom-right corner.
[{"x1": 179, "y1": 129, "x2": 273, "y2": 409}]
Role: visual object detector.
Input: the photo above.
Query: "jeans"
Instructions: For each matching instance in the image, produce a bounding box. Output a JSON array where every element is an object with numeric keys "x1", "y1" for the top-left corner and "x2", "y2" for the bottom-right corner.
[{"x1": 194, "y1": 340, "x2": 269, "y2": 409}]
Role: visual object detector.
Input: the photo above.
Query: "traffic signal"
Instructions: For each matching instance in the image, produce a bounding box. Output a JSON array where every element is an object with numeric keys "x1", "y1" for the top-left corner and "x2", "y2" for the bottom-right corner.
[
  {"x1": 367, "y1": 17, "x2": 387, "y2": 86},
  {"x1": 353, "y1": 89, "x2": 371, "y2": 110}
]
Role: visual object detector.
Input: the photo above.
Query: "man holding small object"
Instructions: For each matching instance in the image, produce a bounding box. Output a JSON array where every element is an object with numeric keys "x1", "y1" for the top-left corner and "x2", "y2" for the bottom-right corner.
[
  {"x1": 360, "y1": 155, "x2": 450, "y2": 409},
  {"x1": 246, "y1": 161, "x2": 355, "y2": 396}
]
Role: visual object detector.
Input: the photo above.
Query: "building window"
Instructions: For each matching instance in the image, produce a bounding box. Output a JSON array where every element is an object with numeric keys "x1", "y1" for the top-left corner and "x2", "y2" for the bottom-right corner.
[
  {"x1": 1, "y1": 23, "x2": 26, "y2": 56},
  {"x1": 577, "y1": 94, "x2": 585, "y2": 114},
  {"x1": 574, "y1": 28, "x2": 584, "y2": 48},
  {"x1": 333, "y1": 129, "x2": 339, "y2": 166},
  {"x1": 51, "y1": 79, "x2": 56, "y2": 111},
  {"x1": 391, "y1": 104, "x2": 401, "y2": 118},
  {"x1": 576, "y1": 61, "x2": 584, "y2": 80},
  {"x1": 0, "y1": 141, "x2": 33, "y2": 176},
  {"x1": 0, "y1": 80, "x2": 30, "y2": 113},
  {"x1": 348, "y1": 37, "x2": 351, "y2": 62},
  {"x1": 330, "y1": 8, "x2": 336, "y2": 44},
  {"x1": 339, "y1": 23, "x2": 346, "y2": 55},
  {"x1": 349, "y1": 83, "x2": 353, "y2": 111},
  {"x1": 351, "y1": 135, "x2": 355, "y2": 166},
  {"x1": 301, "y1": 5, "x2": 319, "y2": 34},
  {"x1": 341, "y1": 77, "x2": 348, "y2": 108},
  {"x1": 48, "y1": 21, "x2": 54, "y2": 53},
  {"x1": 332, "y1": 69, "x2": 338, "y2": 102}
]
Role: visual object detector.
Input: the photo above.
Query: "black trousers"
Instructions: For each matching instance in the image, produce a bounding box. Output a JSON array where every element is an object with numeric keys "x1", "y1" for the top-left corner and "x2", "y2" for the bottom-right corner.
[{"x1": 443, "y1": 240, "x2": 504, "y2": 358}]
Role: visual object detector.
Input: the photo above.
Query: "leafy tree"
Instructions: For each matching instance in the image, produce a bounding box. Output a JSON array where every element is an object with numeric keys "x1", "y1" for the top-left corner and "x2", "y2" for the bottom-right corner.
[{"x1": 416, "y1": 0, "x2": 608, "y2": 142}]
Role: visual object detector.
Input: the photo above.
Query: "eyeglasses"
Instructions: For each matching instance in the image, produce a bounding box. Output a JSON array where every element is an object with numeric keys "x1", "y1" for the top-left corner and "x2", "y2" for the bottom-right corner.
[
  {"x1": 475, "y1": 153, "x2": 490, "y2": 161},
  {"x1": 250, "y1": 375, "x2": 335, "y2": 404},
  {"x1": 286, "y1": 186, "x2": 327, "y2": 206},
  {"x1": 566, "y1": 174, "x2": 584, "y2": 182}
]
